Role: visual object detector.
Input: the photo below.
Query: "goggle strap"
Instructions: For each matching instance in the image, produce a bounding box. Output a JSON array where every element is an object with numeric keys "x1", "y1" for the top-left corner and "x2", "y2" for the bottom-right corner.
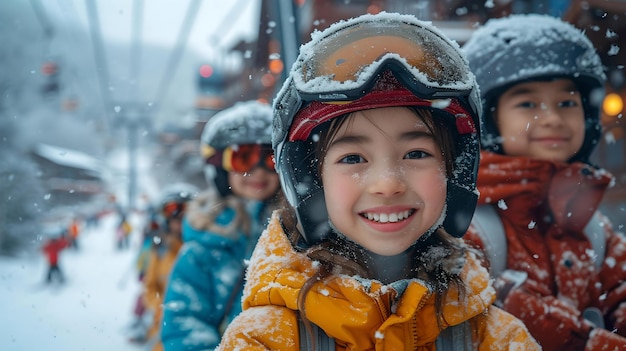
[{"x1": 222, "y1": 147, "x2": 235, "y2": 171}]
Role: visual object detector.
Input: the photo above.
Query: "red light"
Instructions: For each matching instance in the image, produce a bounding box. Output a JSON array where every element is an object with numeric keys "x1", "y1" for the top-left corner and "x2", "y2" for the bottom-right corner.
[
  {"x1": 199, "y1": 64, "x2": 213, "y2": 78},
  {"x1": 41, "y1": 62, "x2": 58, "y2": 76}
]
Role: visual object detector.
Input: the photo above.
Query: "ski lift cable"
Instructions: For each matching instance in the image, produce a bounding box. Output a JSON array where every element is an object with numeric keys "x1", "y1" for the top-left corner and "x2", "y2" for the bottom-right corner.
[
  {"x1": 151, "y1": 0, "x2": 202, "y2": 117},
  {"x1": 29, "y1": 0, "x2": 54, "y2": 40},
  {"x1": 55, "y1": 0, "x2": 100, "y2": 101},
  {"x1": 29, "y1": 0, "x2": 55, "y2": 56},
  {"x1": 130, "y1": 0, "x2": 144, "y2": 103},
  {"x1": 211, "y1": 0, "x2": 251, "y2": 50},
  {"x1": 85, "y1": 0, "x2": 113, "y2": 130}
]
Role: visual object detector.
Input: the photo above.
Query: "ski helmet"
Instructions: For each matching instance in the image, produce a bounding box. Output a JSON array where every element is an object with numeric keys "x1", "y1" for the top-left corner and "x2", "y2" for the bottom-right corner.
[
  {"x1": 273, "y1": 12, "x2": 483, "y2": 247},
  {"x1": 200, "y1": 100, "x2": 274, "y2": 197},
  {"x1": 158, "y1": 183, "x2": 199, "y2": 219},
  {"x1": 463, "y1": 14, "x2": 606, "y2": 164}
]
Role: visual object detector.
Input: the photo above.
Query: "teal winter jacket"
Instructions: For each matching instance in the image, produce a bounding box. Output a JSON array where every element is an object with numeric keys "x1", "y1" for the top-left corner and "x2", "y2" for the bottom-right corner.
[{"x1": 160, "y1": 191, "x2": 271, "y2": 351}]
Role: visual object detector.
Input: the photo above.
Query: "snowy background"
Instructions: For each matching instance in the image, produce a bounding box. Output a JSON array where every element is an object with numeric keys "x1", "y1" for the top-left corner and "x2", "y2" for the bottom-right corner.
[
  {"x1": 0, "y1": 212, "x2": 145, "y2": 351},
  {"x1": 0, "y1": 149, "x2": 156, "y2": 351}
]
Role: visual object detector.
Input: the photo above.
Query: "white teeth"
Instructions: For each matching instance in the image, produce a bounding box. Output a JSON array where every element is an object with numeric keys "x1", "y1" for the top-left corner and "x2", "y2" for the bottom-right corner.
[
  {"x1": 363, "y1": 210, "x2": 411, "y2": 223},
  {"x1": 380, "y1": 213, "x2": 389, "y2": 223}
]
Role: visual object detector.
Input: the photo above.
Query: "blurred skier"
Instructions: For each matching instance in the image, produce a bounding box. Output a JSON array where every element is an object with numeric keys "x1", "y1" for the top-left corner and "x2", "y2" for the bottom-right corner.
[
  {"x1": 41, "y1": 224, "x2": 69, "y2": 285},
  {"x1": 116, "y1": 213, "x2": 133, "y2": 250},
  {"x1": 67, "y1": 216, "x2": 81, "y2": 250},
  {"x1": 127, "y1": 205, "x2": 161, "y2": 344},
  {"x1": 141, "y1": 183, "x2": 198, "y2": 350}
]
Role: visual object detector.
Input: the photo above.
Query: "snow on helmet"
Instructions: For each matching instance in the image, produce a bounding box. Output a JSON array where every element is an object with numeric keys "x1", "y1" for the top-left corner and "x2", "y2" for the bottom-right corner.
[
  {"x1": 200, "y1": 100, "x2": 273, "y2": 197},
  {"x1": 273, "y1": 12, "x2": 482, "y2": 247},
  {"x1": 463, "y1": 14, "x2": 606, "y2": 164},
  {"x1": 158, "y1": 183, "x2": 199, "y2": 219}
]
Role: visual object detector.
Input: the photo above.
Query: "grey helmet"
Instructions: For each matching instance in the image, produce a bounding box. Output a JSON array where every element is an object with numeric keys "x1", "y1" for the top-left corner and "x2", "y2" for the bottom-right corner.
[
  {"x1": 463, "y1": 13, "x2": 606, "y2": 164},
  {"x1": 200, "y1": 100, "x2": 273, "y2": 197}
]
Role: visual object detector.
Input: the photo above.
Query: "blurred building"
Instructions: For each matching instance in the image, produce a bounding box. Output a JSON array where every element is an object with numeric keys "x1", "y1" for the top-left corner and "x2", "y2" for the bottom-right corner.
[{"x1": 30, "y1": 143, "x2": 108, "y2": 207}]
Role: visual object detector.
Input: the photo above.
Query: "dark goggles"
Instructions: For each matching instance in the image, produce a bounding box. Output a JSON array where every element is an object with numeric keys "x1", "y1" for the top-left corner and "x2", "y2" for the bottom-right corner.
[
  {"x1": 206, "y1": 144, "x2": 275, "y2": 173},
  {"x1": 273, "y1": 14, "x2": 479, "y2": 147}
]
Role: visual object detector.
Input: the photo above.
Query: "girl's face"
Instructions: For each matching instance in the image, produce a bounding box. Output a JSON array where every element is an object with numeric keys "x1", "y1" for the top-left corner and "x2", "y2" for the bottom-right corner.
[
  {"x1": 168, "y1": 217, "x2": 182, "y2": 238},
  {"x1": 229, "y1": 167, "x2": 280, "y2": 201},
  {"x1": 496, "y1": 79, "x2": 585, "y2": 162},
  {"x1": 321, "y1": 107, "x2": 447, "y2": 256}
]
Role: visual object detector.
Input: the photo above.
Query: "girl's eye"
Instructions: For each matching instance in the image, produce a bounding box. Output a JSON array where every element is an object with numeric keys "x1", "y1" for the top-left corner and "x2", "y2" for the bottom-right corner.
[
  {"x1": 405, "y1": 150, "x2": 430, "y2": 160},
  {"x1": 339, "y1": 154, "x2": 365, "y2": 164},
  {"x1": 517, "y1": 101, "x2": 536, "y2": 109},
  {"x1": 559, "y1": 99, "x2": 579, "y2": 108}
]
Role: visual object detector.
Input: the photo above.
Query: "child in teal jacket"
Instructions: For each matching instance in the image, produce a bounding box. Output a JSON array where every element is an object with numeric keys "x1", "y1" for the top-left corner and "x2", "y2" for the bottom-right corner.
[{"x1": 160, "y1": 101, "x2": 283, "y2": 350}]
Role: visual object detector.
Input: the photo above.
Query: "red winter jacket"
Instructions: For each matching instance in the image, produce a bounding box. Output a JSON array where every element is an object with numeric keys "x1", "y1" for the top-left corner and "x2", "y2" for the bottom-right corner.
[
  {"x1": 465, "y1": 152, "x2": 626, "y2": 351},
  {"x1": 42, "y1": 237, "x2": 68, "y2": 265}
]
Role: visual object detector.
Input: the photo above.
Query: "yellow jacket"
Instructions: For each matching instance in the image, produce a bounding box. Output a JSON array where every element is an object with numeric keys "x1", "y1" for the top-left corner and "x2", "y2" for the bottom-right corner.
[
  {"x1": 218, "y1": 212, "x2": 540, "y2": 350},
  {"x1": 143, "y1": 234, "x2": 183, "y2": 350}
]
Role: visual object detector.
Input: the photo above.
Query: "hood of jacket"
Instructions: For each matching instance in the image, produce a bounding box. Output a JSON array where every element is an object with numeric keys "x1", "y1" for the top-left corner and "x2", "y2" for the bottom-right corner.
[
  {"x1": 240, "y1": 211, "x2": 496, "y2": 349},
  {"x1": 183, "y1": 190, "x2": 263, "y2": 243},
  {"x1": 477, "y1": 152, "x2": 613, "y2": 233}
]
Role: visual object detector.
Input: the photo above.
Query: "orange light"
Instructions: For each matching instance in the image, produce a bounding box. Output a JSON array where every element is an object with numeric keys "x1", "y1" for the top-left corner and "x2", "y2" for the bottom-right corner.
[
  {"x1": 199, "y1": 64, "x2": 213, "y2": 78},
  {"x1": 269, "y1": 59, "x2": 284, "y2": 75},
  {"x1": 603, "y1": 93, "x2": 623, "y2": 117}
]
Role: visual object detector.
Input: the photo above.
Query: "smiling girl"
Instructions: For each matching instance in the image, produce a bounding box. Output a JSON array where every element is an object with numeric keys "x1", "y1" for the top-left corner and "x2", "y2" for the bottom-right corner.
[{"x1": 217, "y1": 13, "x2": 540, "y2": 350}]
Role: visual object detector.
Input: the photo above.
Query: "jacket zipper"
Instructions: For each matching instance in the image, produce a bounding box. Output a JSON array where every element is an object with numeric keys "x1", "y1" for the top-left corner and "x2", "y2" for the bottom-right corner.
[{"x1": 412, "y1": 290, "x2": 433, "y2": 348}]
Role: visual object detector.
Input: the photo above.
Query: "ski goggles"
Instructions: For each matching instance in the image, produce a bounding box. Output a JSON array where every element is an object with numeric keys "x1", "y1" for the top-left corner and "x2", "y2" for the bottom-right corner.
[
  {"x1": 273, "y1": 14, "x2": 479, "y2": 143},
  {"x1": 162, "y1": 201, "x2": 186, "y2": 219},
  {"x1": 204, "y1": 144, "x2": 275, "y2": 173}
]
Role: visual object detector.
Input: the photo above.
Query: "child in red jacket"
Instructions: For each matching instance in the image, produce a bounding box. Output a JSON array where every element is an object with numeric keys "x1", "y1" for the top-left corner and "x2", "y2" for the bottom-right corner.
[
  {"x1": 463, "y1": 14, "x2": 626, "y2": 350},
  {"x1": 41, "y1": 231, "x2": 69, "y2": 284}
]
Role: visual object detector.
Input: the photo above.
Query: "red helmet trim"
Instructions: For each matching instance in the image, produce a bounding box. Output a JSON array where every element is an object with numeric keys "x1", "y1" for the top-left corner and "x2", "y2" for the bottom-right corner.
[{"x1": 288, "y1": 88, "x2": 475, "y2": 142}]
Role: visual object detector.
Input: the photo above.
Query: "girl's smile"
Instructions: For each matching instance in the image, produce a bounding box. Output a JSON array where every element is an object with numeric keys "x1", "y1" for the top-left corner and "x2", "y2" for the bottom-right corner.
[
  {"x1": 359, "y1": 206, "x2": 417, "y2": 232},
  {"x1": 229, "y1": 168, "x2": 280, "y2": 202}
]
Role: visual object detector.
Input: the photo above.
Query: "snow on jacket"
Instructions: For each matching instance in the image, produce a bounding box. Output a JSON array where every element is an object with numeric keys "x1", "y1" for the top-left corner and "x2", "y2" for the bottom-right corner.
[
  {"x1": 161, "y1": 191, "x2": 272, "y2": 351},
  {"x1": 465, "y1": 152, "x2": 626, "y2": 351},
  {"x1": 143, "y1": 233, "x2": 183, "y2": 346},
  {"x1": 216, "y1": 211, "x2": 541, "y2": 351}
]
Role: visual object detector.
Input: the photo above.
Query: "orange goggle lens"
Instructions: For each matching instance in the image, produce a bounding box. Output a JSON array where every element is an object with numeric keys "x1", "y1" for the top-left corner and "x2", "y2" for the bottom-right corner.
[
  {"x1": 209, "y1": 144, "x2": 275, "y2": 173},
  {"x1": 293, "y1": 16, "x2": 474, "y2": 101},
  {"x1": 162, "y1": 202, "x2": 185, "y2": 219}
]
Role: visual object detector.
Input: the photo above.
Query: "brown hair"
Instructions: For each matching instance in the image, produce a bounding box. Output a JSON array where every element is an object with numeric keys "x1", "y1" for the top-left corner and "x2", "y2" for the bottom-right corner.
[{"x1": 279, "y1": 107, "x2": 467, "y2": 331}]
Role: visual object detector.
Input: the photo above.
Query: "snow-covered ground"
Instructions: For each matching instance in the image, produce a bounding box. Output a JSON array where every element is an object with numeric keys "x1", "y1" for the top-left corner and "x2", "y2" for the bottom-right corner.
[
  {"x1": 0, "y1": 212, "x2": 147, "y2": 351},
  {"x1": 0, "y1": 146, "x2": 161, "y2": 351}
]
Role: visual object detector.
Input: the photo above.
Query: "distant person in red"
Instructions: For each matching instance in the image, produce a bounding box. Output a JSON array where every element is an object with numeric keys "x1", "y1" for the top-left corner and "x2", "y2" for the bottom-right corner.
[
  {"x1": 41, "y1": 231, "x2": 69, "y2": 284},
  {"x1": 67, "y1": 217, "x2": 81, "y2": 250}
]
